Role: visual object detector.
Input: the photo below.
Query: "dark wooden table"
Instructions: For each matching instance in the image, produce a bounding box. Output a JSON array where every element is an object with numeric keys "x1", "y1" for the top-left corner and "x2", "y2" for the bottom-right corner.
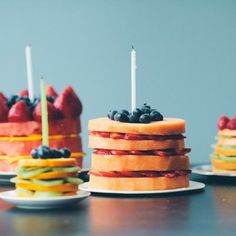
[{"x1": 0, "y1": 172, "x2": 236, "y2": 236}]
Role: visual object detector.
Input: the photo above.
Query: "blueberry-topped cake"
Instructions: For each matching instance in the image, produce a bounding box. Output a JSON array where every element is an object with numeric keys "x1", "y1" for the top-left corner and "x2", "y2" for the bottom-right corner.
[
  {"x1": 11, "y1": 145, "x2": 83, "y2": 197},
  {"x1": 88, "y1": 104, "x2": 191, "y2": 191}
]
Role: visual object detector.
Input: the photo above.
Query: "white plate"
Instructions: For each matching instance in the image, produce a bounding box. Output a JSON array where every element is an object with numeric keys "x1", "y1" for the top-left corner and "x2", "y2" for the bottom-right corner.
[
  {"x1": 79, "y1": 181, "x2": 205, "y2": 195},
  {"x1": 192, "y1": 164, "x2": 236, "y2": 177},
  {"x1": 0, "y1": 190, "x2": 90, "y2": 209}
]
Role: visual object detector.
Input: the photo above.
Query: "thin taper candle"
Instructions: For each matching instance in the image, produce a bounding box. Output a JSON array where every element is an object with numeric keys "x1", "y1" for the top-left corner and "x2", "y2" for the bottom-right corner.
[
  {"x1": 131, "y1": 46, "x2": 137, "y2": 112},
  {"x1": 25, "y1": 46, "x2": 34, "y2": 102},
  {"x1": 40, "y1": 77, "x2": 49, "y2": 146}
]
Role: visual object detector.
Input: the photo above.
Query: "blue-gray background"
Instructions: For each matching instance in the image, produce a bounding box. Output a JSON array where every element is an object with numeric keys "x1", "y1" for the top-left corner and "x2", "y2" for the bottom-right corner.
[{"x1": 0, "y1": 0, "x2": 235, "y2": 166}]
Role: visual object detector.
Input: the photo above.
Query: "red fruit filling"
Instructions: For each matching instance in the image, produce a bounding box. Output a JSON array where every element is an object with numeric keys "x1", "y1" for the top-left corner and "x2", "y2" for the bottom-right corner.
[
  {"x1": 93, "y1": 148, "x2": 191, "y2": 156},
  {"x1": 89, "y1": 170, "x2": 191, "y2": 178},
  {"x1": 91, "y1": 131, "x2": 185, "y2": 141}
]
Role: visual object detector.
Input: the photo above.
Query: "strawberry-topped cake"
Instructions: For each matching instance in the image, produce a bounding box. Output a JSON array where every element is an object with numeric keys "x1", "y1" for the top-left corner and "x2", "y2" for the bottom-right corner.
[
  {"x1": 88, "y1": 104, "x2": 191, "y2": 191},
  {"x1": 211, "y1": 115, "x2": 236, "y2": 171},
  {"x1": 0, "y1": 86, "x2": 83, "y2": 172}
]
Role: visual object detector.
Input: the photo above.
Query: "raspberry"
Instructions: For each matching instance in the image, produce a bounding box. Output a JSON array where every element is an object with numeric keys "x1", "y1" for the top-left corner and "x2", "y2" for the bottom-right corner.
[
  {"x1": 218, "y1": 115, "x2": 230, "y2": 130},
  {"x1": 227, "y1": 118, "x2": 236, "y2": 130}
]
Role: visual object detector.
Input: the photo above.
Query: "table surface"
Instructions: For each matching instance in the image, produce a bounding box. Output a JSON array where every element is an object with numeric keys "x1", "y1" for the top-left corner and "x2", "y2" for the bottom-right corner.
[{"x1": 1, "y1": 170, "x2": 236, "y2": 236}]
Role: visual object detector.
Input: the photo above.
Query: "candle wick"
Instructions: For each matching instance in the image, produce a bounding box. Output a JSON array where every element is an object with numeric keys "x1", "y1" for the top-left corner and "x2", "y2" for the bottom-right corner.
[{"x1": 132, "y1": 45, "x2": 134, "y2": 50}]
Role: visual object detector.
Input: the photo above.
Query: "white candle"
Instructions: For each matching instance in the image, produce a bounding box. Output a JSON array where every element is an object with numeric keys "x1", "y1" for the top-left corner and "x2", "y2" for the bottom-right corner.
[
  {"x1": 131, "y1": 46, "x2": 137, "y2": 112},
  {"x1": 25, "y1": 46, "x2": 34, "y2": 102}
]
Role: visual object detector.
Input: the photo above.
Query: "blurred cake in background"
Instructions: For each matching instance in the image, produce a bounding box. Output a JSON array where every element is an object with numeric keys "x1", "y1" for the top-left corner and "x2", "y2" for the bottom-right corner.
[
  {"x1": 211, "y1": 115, "x2": 236, "y2": 171},
  {"x1": 0, "y1": 85, "x2": 83, "y2": 172}
]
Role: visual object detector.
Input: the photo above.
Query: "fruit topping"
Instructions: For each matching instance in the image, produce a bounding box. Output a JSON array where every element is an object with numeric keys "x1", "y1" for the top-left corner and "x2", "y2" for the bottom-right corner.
[
  {"x1": 0, "y1": 101, "x2": 9, "y2": 122},
  {"x1": 31, "y1": 145, "x2": 71, "y2": 159},
  {"x1": 108, "y1": 110, "x2": 117, "y2": 120},
  {"x1": 33, "y1": 101, "x2": 59, "y2": 121},
  {"x1": 0, "y1": 92, "x2": 7, "y2": 103},
  {"x1": 108, "y1": 103, "x2": 163, "y2": 123},
  {"x1": 8, "y1": 101, "x2": 31, "y2": 122},
  {"x1": 54, "y1": 86, "x2": 82, "y2": 118},
  {"x1": 46, "y1": 85, "x2": 58, "y2": 97},
  {"x1": 227, "y1": 118, "x2": 236, "y2": 130},
  {"x1": 218, "y1": 115, "x2": 230, "y2": 130},
  {"x1": 18, "y1": 89, "x2": 29, "y2": 97}
]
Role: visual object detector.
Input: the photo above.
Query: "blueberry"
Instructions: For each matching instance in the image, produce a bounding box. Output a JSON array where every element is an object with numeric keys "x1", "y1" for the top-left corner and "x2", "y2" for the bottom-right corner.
[
  {"x1": 132, "y1": 108, "x2": 142, "y2": 117},
  {"x1": 128, "y1": 113, "x2": 139, "y2": 123},
  {"x1": 37, "y1": 145, "x2": 50, "y2": 159},
  {"x1": 141, "y1": 104, "x2": 151, "y2": 114},
  {"x1": 119, "y1": 109, "x2": 129, "y2": 115},
  {"x1": 6, "y1": 95, "x2": 18, "y2": 108},
  {"x1": 114, "y1": 112, "x2": 129, "y2": 122},
  {"x1": 47, "y1": 96, "x2": 56, "y2": 103},
  {"x1": 50, "y1": 148, "x2": 62, "y2": 158},
  {"x1": 31, "y1": 149, "x2": 38, "y2": 159},
  {"x1": 108, "y1": 110, "x2": 117, "y2": 120},
  {"x1": 60, "y1": 148, "x2": 71, "y2": 158},
  {"x1": 139, "y1": 114, "x2": 151, "y2": 123},
  {"x1": 150, "y1": 110, "x2": 163, "y2": 121}
]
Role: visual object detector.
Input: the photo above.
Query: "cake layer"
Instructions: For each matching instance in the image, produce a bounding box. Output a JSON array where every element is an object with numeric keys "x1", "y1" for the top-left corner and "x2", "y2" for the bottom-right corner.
[
  {"x1": 217, "y1": 138, "x2": 236, "y2": 146},
  {"x1": 212, "y1": 159, "x2": 236, "y2": 170},
  {"x1": 16, "y1": 182, "x2": 78, "y2": 192},
  {"x1": 0, "y1": 136, "x2": 82, "y2": 156},
  {"x1": 19, "y1": 158, "x2": 76, "y2": 167},
  {"x1": 89, "y1": 135, "x2": 185, "y2": 151},
  {"x1": 88, "y1": 117, "x2": 185, "y2": 135},
  {"x1": 214, "y1": 147, "x2": 236, "y2": 156},
  {"x1": 91, "y1": 154, "x2": 189, "y2": 171},
  {"x1": 218, "y1": 129, "x2": 236, "y2": 137},
  {"x1": 89, "y1": 175, "x2": 189, "y2": 191},
  {"x1": 0, "y1": 118, "x2": 81, "y2": 136},
  {"x1": 0, "y1": 154, "x2": 83, "y2": 172}
]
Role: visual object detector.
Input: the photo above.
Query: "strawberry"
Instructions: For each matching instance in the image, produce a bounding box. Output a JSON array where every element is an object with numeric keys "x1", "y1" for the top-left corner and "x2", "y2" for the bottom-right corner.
[
  {"x1": 0, "y1": 101, "x2": 9, "y2": 122},
  {"x1": 46, "y1": 85, "x2": 58, "y2": 97},
  {"x1": 227, "y1": 118, "x2": 236, "y2": 130},
  {"x1": 54, "y1": 86, "x2": 82, "y2": 118},
  {"x1": 218, "y1": 115, "x2": 230, "y2": 130},
  {"x1": 8, "y1": 101, "x2": 31, "y2": 122},
  {"x1": 18, "y1": 89, "x2": 29, "y2": 97},
  {"x1": 0, "y1": 92, "x2": 7, "y2": 103},
  {"x1": 33, "y1": 101, "x2": 59, "y2": 121}
]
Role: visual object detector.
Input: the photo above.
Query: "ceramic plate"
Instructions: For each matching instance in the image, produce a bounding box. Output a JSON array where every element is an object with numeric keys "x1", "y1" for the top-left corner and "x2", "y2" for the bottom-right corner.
[
  {"x1": 192, "y1": 164, "x2": 236, "y2": 177},
  {"x1": 79, "y1": 181, "x2": 205, "y2": 195},
  {"x1": 0, "y1": 190, "x2": 90, "y2": 209}
]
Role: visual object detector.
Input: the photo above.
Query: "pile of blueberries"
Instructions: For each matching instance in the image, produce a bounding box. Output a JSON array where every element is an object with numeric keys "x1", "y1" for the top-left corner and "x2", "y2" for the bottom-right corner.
[
  {"x1": 108, "y1": 103, "x2": 163, "y2": 123},
  {"x1": 31, "y1": 145, "x2": 71, "y2": 159},
  {"x1": 6, "y1": 95, "x2": 56, "y2": 110}
]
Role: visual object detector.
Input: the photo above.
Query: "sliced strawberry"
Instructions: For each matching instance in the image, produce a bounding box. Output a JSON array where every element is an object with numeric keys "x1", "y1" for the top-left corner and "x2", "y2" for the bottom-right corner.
[
  {"x1": 0, "y1": 92, "x2": 7, "y2": 103},
  {"x1": 46, "y1": 85, "x2": 58, "y2": 97},
  {"x1": 176, "y1": 148, "x2": 191, "y2": 155},
  {"x1": 54, "y1": 86, "x2": 82, "y2": 118},
  {"x1": 0, "y1": 101, "x2": 9, "y2": 122},
  {"x1": 91, "y1": 131, "x2": 110, "y2": 138},
  {"x1": 8, "y1": 101, "x2": 31, "y2": 122},
  {"x1": 227, "y1": 118, "x2": 236, "y2": 130},
  {"x1": 18, "y1": 89, "x2": 29, "y2": 97},
  {"x1": 110, "y1": 133, "x2": 124, "y2": 139},
  {"x1": 124, "y1": 133, "x2": 145, "y2": 140},
  {"x1": 33, "y1": 102, "x2": 59, "y2": 122},
  {"x1": 110, "y1": 150, "x2": 128, "y2": 155},
  {"x1": 94, "y1": 149, "x2": 111, "y2": 155},
  {"x1": 129, "y1": 150, "x2": 147, "y2": 155}
]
